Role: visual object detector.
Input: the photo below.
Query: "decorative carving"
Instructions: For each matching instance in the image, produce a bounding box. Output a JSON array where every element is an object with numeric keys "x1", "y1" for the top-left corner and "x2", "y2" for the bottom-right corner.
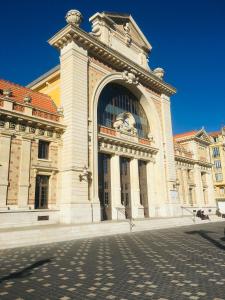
[
  {"x1": 147, "y1": 133, "x2": 155, "y2": 143},
  {"x1": 113, "y1": 112, "x2": 137, "y2": 136},
  {"x1": 79, "y1": 165, "x2": 92, "y2": 182},
  {"x1": 122, "y1": 70, "x2": 139, "y2": 85},
  {"x1": 153, "y1": 67, "x2": 165, "y2": 79},
  {"x1": 91, "y1": 21, "x2": 102, "y2": 37},
  {"x1": 123, "y1": 22, "x2": 132, "y2": 46},
  {"x1": 24, "y1": 95, "x2": 32, "y2": 104},
  {"x1": 3, "y1": 89, "x2": 12, "y2": 97},
  {"x1": 57, "y1": 106, "x2": 64, "y2": 116},
  {"x1": 65, "y1": 9, "x2": 83, "y2": 27}
]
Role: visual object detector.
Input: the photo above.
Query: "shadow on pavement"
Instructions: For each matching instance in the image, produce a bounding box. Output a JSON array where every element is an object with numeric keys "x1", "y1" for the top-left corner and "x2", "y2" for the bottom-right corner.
[
  {"x1": 0, "y1": 258, "x2": 51, "y2": 283},
  {"x1": 185, "y1": 230, "x2": 225, "y2": 251}
]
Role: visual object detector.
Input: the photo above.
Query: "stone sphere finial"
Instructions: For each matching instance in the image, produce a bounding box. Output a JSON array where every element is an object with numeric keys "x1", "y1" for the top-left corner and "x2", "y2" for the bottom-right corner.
[
  {"x1": 153, "y1": 67, "x2": 165, "y2": 79},
  {"x1": 65, "y1": 9, "x2": 83, "y2": 27}
]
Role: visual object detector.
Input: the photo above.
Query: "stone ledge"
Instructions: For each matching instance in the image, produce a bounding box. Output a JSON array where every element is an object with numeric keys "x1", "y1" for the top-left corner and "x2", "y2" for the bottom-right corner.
[{"x1": 0, "y1": 216, "x2": 224, "y2": 250}]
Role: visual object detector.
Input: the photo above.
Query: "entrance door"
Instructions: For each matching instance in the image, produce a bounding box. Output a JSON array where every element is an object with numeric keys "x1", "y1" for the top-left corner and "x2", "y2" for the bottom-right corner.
[
  {"x1": 98, "y1": 153, "x2": 111, "y2": 220},
  {"x1": 138, "y1": 160, "x2": 149, "y2": 217},
  {"x1": 35, "y1": 175, "x2": 49, "y2": 209},
  {"x1": 120, "y1": 157, "x2": 131, "y2": 219}
]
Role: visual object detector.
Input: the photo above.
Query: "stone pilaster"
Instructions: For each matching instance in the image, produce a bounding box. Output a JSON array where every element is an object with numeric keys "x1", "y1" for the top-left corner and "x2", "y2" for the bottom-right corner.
[
  {"x1": 182, "y1": 169, "x2": 189, "y2": 205},
  {"x1": 206, "y1": 172, "x2": 216, "y2": 207},
  {"x1": 59, "y1": 40, "x2": 91, "y2": 223},
  {"x1": 193, "y1": 166, "x2": 204, "y2": 207},
  {"x1": 161, "y1": 94, "x2": 180, "y2": 214},
  {"x1": 130, "y1": 158, "x2": 142, "y2": 219},
  {"x1": 0, "y1": 134, "x2": 11, "y2": 208},
  {"x1": 18, "y1": 138, "x2": 31, "y2": 208}
]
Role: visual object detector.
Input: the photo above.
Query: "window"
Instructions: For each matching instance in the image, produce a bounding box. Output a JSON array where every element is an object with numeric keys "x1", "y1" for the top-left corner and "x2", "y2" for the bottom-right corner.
[
  {"x1": 38, "y1": 140, "x2": 49, "y2": 159},
  {"x1": 220, "y1": 187, "x2": 225, "y2": 195},
  {"x1": 214, "y1": 160, "x2": 222, "y2": 169},
  {"x1": 98, "y1": 83, "x2": 150, "y2": 138},
  {"x1": 212, "y1": 147, "x2": 220, "y2": 158},
  {"x1": 188, "y1": 188, "x2": 193, "y2": 206},
  {"x1": 215, "y1": 173, "x2": 223, "y2": 182},
  {"x1": 35, "y1": 175, "x2": 49, "y2": 209}
]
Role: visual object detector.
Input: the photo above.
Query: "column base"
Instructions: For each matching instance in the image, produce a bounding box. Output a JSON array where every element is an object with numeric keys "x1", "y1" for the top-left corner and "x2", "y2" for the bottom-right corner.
[
  {"x1": 149, "y1": 203, "x2": 182, "y2": 218},
  {"x1": 60, "y1": 202, "x2": 101, "y2": 224},
  {"x1": 111, "y1": 206, "x2": 126, "y2": 220}
]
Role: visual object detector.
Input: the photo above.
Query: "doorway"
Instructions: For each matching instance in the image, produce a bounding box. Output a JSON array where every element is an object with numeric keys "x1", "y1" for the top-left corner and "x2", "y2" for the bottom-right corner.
[{"x1": 120, "y1": 157, "x2": 131, "y2": 219}]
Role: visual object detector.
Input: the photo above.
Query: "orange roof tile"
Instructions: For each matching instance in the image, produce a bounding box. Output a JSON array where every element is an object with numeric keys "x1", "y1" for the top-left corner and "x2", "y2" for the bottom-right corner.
[
  {"x1": 209, "y1": 131, "x2": 220, "y2": 137},
  {"x1": 0, "y1": 79, "x2": 58, "y2": 115},
  {"x1": 174, "y1": 130, "x2": 198, "y2": 140}
]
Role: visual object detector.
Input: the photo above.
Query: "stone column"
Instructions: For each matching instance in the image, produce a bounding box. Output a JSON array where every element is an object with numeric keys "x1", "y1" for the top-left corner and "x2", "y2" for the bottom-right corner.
[
  {"x1": 0, "y1": 134, "x2": 11, "y2": 208},
  {"x1": 205, "y1": 171, "x2": 216, "y2": 207},
  {"x1": 110, "y1": 155, "x2": 123, "y2": 220},
  {"x1": 59, "y1": 40, "x2": 91, "y2": 224},
  {"x1": 18, "y1": 138, "x2": 31, "y2": 208},
  {"x1": 146, "y1": 160, "x2": 157, "y2": 217},
  {"x1": 182, "y1": 169, "x2": 189, "y2": 205},
  {"x1": 193, "y1": 165, "x2": 204, "y2": 207},
  {"x1": 130, "y1": 158, "x2": 142, "y2": 219},
  {"x1": 161, "y1": 94, "x2": 180, "y2": 215}
]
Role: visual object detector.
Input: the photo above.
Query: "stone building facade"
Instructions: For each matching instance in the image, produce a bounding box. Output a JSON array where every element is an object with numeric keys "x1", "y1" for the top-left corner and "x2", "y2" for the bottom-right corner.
[
  {"x1": 209, "y1": 128, "x2": 225, "y2": 213},
  {"x1": 174, "y1": 129, "x2": 215, "y2": 215},
  {"x1": 0, "y1": 10, "x2": 217, "y2": 228},
  {"x1": 0, "y1": 80, "x2": 64, "y2": 227}
]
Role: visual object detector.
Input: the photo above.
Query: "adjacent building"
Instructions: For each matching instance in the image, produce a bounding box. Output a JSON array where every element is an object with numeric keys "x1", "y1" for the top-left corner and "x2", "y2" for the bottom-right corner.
[
  {"x1": 209, "y1": 128, "x2": 225, "y2": 213},
  {"x1": 174, "y1": 129, "x2": 215, "y2": 215}
]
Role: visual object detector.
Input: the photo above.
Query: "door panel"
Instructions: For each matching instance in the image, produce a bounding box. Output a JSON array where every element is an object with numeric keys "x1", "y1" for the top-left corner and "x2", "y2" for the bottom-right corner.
[
  {"x1": 35, "y1": 175, "x2": 49, "y2": 209},
  {"x1": 120, "y1": 157, "x2": 131, "y2": 219},
  {"x1": 98, "y1": 153, "x2": 111, "y2": 220}
]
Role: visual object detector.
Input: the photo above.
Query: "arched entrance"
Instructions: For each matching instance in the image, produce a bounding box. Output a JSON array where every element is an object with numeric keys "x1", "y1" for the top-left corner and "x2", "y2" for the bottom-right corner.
[
  {"x1": 96, "y1": 82, "x2": 155, "y2": 221},
  {"x1": 90, "y1": 72, "x2": 167, "y2": 221}
]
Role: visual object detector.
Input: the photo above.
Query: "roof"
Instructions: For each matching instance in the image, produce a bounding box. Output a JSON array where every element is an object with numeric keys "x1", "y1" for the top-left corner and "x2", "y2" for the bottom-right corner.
[
  {"x1": 174, "y1": 130, "x2": 198, "y2": 140},
  {"x1": 26, "y1": 65, "x2": 60, "y2": 88},
  {"x1": 209, "y1": 131, "x2": 220, "y2": 137},
  {"x1": 0, "y1": 79, "x2": 58, "y2": 114}
]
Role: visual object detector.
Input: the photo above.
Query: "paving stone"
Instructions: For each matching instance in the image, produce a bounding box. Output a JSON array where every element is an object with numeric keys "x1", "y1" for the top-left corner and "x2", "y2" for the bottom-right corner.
[{"x1": 0, "y1": 222, "x2": 225, "y2": 300}]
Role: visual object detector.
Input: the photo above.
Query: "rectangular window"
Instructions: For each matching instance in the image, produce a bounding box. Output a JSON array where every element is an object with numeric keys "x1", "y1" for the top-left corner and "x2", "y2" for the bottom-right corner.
[
  {"x1": 215, "y1": 173, "x2": 223, "y2": 182},
  {"x1": 35, "y1": 175, "x2": 49, "y2": 209},
  {"x1": 220, "y1": 187, "x2": 225, "y2": 195},
  {"x1": 38, "y1": 140, "x2": 49, "y2": 159},
  {"x1": 212, "y1": 147, "x2": 220, "y2": 158},
  {"x1": 214, "y1": 160, "x2": 222, "y2": 169}
]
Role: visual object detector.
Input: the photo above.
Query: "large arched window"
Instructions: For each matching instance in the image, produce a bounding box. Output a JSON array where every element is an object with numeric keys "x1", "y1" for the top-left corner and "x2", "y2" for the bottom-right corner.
[{"x1": 98, "y1": 83, "x2": 149, "y2": 138}]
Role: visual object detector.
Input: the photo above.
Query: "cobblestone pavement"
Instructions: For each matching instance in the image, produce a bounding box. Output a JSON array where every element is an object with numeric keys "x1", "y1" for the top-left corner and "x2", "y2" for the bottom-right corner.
[{"x1": 0, "y1": 222, "x2": 225, "y2": 300}]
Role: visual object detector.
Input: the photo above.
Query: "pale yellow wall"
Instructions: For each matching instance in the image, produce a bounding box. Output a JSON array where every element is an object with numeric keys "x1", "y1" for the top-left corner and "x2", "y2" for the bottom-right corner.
[
  {"x1": 209, "y1": 137, "x2": 225, "y2": 199},
  {"x1": 32, "y1": 75, "x2": 61, "y2": 107}
]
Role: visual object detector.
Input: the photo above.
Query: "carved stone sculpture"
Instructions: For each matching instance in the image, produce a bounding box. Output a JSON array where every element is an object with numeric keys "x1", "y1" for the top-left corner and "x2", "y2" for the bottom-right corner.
[
  {"x1": 113, "y1": 112, "x2": 137, "y2": 136},
  {"x1": 122, "y1": 70, "x2": 139, "y2": 85},
  {"x1": 153, "y1": 67, "x2": 165, "y2": 79},
  {"x1": 65, "y1": 9, "x2": 83, "y2": 27}
]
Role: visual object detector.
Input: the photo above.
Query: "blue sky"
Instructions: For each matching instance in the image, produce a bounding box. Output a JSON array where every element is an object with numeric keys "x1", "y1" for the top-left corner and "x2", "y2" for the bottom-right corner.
[{"x1": 0, "y1": 0, "x2": 224, "y2": 134}]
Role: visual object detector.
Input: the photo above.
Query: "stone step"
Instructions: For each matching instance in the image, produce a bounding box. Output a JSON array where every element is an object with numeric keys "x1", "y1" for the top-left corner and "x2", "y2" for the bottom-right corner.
[{"x1": 0, "y1": 216, "x2": 224, "y2": 250}]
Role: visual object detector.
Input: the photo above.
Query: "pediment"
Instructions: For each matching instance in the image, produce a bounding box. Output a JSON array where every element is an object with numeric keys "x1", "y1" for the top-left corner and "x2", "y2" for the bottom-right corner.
[
  {"x1": 195, "y1": 129, "x2": 211, "y2": 144},
  {"x1": 103, "y1": 12, "x2": 152, "y2": 51},
  {"x1": 89, "y1": 12, "x2": 152, "y2": 70}
]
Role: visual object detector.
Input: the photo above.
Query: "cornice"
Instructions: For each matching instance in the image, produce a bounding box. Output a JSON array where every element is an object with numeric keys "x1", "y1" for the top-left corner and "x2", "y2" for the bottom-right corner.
[
  {"x1": 0, "y1": 108, "x2": 65, "y2": 131},
  {"x1": 175, "y1": 154, "x2": 212, "y2": 168},
  {"x1": 175, "y1": 155, "x2": 195, "y2": 164},
  {"x1": 98, "y1": 133, "x2": 158, "y2": 155},
  {"x1": 48, "y1": 25, "x2": 176, "y2": 96}
]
